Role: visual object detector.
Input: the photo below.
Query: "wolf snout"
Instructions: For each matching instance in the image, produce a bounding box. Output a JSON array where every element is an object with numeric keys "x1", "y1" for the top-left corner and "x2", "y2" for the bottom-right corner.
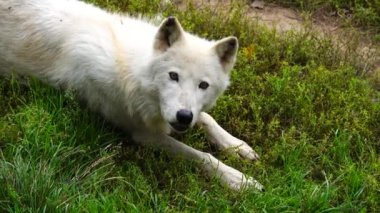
[
  {"x1": 169, "y1": 109, "x2": 193, "y2": 132},
  {"x1": 176, "y1": 109, "x2": 193, "y2": 125}
]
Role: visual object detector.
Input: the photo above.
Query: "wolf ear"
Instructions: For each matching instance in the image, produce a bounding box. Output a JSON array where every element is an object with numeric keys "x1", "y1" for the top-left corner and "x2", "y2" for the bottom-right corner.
[
  {"x1": 154, "y1": 16, "x2": 184, "y2": 52},
  {"x1": 214, "y1": 36, "x2": 239, "y2": 72}
]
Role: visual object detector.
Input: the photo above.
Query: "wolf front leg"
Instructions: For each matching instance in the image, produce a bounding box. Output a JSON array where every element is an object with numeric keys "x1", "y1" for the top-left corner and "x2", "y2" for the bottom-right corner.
[
  {"x1": 133, "y1": 133, "x2": 263, "y2": 191},
  {"x1": 197, "y1": 112, "x2": 260, "y2": 161}
]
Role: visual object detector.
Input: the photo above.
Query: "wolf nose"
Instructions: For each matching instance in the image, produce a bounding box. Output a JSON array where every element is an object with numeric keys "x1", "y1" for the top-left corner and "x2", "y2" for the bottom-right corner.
[{"x1": 176, "y1": 109, "x2": 193, "y2": 125}]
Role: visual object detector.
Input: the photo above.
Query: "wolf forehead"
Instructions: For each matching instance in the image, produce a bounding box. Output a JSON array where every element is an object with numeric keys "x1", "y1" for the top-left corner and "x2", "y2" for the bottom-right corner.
[
  {"x1": 158, "y1": 34, "x2": 219, "y2": 57},
  {"x1": 151, "y1": 49, "x2": 228, "y2": 83},
  {"x1": 153, "y1": 16, "x2": 238, "y2": 68},
  {"x1": 162, "y1": 48, "x2": 222, "y2": 69},
  {"x1": 152, "y1": 38, "x2": 227, "y2": 72}
]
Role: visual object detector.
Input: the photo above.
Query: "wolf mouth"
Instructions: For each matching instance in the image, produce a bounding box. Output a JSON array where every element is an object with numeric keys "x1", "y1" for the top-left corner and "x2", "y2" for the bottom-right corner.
[{"x1": 169, "y1": 122, "x2": 190, "y2": 133}]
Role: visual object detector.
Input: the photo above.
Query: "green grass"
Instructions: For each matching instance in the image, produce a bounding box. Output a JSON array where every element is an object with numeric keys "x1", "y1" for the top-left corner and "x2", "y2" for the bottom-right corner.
[
  {"x1": 1, "y1": 0, "x2": 380, "y2": 212},
  {"x1": 266, "y1": 0, "x2": 380, "y2": 38}
]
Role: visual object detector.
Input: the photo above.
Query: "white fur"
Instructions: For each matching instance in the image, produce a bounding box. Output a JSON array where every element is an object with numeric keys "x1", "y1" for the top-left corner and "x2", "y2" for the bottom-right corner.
[{"x1": 0, "y1": 0, "x2": 262, "y2": 191}]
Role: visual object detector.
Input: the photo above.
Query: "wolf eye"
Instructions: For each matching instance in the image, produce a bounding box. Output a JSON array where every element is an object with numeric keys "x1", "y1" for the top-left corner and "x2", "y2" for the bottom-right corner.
[
  {"x1": 169, "y1": 72, "x2": 179, "y2": 82},
  {"x1": 199, "y1": 81, "x2": 209, "y2": 90}
]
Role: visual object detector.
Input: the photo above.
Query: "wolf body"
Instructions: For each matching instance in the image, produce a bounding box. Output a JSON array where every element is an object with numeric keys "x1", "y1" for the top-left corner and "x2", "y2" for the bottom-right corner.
[{"x1": 0, "y1": 0, "x2": 263, "y2": 190}]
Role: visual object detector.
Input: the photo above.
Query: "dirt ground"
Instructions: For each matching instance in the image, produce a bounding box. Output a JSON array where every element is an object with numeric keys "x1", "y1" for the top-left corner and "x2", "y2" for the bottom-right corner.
[{"x1": 171, "y1": 0, "x2": 380, "y2": 73}]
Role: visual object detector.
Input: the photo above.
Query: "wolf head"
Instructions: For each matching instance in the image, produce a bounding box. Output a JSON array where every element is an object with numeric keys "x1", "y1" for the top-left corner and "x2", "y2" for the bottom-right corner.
[{"x1": 149, "y1": 17, "x2": 238, "y2": 133}]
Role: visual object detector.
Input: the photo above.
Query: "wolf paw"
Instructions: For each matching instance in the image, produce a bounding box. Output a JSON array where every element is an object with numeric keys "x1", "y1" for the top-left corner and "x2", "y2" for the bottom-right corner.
[
  {"x1": 220, "y1": 137, "x2": 260, "y2": 161},
  {"x1": 198, "y1": 112, "x2": 259, "y2": 161},
  {"x1": 217, "y1": 163, "x2": 264, "y2": 191}
]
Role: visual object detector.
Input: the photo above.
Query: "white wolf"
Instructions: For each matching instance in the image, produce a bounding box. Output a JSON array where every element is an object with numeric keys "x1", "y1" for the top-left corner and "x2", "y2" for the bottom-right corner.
[{"x1": 0, "y1": 0, "x2": 263, "y2": 191}]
